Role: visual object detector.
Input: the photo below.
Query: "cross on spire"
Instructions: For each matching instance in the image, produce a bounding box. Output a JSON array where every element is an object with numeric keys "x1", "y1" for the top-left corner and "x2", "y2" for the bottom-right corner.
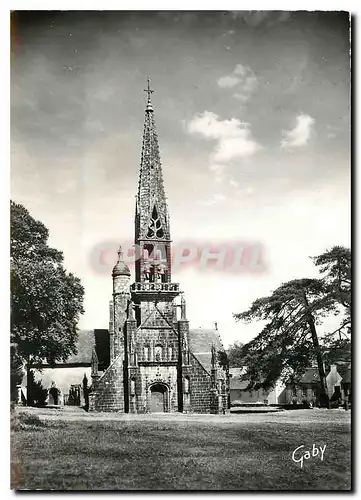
[
  {"x1": 144, "y1": 77, "x2": 154, "y2": 102},
  {"x1": 117, "y1": 245, "x2": 123, "y2": 262}
]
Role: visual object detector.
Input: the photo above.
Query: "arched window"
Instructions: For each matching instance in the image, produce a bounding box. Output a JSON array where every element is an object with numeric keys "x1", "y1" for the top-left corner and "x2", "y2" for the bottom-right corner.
[
  {"x1": 144, "y1": 346, "x2": 150, "y2": 361},
  {"x1": 155, "y1": 345, "x2": 162, "y2": 362},
  {"x1": 147, "y1": 206, "x2": 164, "y2": 239}
]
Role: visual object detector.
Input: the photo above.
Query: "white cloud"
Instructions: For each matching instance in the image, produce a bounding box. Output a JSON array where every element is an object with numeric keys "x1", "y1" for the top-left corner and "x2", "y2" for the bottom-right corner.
[
  {"x1": 281, "y1": 114, "x2": 315, "y2": 149},
  {"x1": 217, "y1": 64, "x2": 258, "y2": 102},
  {"x1": 217, "y1": 75, "x2": 241, "y2": 89},
  {"x1": 187, "y1": 111, "x2": 261, "y2": 163},
  {"x1": 229, "y1": 178, "x2": 239, "y2": 188}
]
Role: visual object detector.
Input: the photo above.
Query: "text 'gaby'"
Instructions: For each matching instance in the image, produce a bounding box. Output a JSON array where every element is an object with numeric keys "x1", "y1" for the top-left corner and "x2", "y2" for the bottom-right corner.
[{"x1": 292, "y1": 444, "x2": 326, "y2": 468}]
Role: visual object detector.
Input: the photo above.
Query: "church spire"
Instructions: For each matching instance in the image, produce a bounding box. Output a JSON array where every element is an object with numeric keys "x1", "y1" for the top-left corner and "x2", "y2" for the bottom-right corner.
[
  {"x1": 136, "y1": 79, "x2": 170, "y2": 242},
  {"x1": 134, "y1": 79, "x2": 172, "y2": 283}
]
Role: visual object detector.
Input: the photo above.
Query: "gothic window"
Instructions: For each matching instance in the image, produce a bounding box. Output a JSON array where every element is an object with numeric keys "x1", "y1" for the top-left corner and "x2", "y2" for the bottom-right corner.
[
  {"x1": 147, "y1": 206, "x2": 164, "y2": 239},
  {"x1": 144, "y1": 346, "x2": 150, "y2": 361},
  {"x1": 155, "y1": 345, "x2": 162, "y2": 362}
]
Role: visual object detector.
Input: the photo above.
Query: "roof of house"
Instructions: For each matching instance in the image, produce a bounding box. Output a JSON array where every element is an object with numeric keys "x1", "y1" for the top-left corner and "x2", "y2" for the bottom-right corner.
[
  {"x1": 298, "y1": 368, "x2": 321, "y2": 384},
  {"x1": 60, "y1": 329, "x2": 109, "y2": 370},
  {"x1": 230, "y1": 378, "x2": 249, "y2": 390},
  {"x1": 298, "y1": 365, "x2": 351, "y2": 385},
  {"x1": 65, "y1": 330, "x2": 95, "y2": 364},
  {"x1": 229, "y1": 367, "x2": 249, "y2": 390},
  {"x1": 188, "y1": 328, "x2": 224, "y2": 374}
]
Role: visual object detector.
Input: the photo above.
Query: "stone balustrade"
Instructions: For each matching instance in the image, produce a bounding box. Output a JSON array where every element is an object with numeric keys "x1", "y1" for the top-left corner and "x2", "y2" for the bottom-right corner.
[{"x1": 131, "y1": 282, "x2": 180, "y2": 293}]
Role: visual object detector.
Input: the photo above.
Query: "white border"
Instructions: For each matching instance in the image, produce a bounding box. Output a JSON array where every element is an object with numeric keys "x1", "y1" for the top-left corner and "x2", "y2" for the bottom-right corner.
[{"x1": 2, "y1": 4, "x2": 357, "y2": 498}]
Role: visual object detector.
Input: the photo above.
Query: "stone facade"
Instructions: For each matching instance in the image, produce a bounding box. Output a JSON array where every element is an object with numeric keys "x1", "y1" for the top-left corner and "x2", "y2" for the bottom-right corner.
[{"x1": 89, "y1": 82, "x2": 228, "y2": 414}]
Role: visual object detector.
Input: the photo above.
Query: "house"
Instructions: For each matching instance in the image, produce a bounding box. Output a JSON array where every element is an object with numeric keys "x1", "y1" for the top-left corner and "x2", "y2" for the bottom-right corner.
[
  {"x1": 229, "y1": 363, "x2": 351, "y2": 407},
  {"x1": 229, "y1": 368, "x2": 287, "y2": 405},
  {"x1": 283, "y1": 363, "x2": 351, "y2": 405}
]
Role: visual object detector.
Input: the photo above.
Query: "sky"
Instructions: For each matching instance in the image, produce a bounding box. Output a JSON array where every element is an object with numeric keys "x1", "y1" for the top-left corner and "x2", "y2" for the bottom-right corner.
[{"x1": 11, "y1": 11, "x2": 351, "y2": 347}]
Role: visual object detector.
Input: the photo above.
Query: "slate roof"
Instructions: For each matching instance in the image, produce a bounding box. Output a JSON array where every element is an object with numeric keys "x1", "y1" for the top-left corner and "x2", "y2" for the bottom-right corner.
[
  {"x1": 230, "y1": 378, "x2": 249, "y2": 390},
  {"x1": 229, "y1": 367, "x2": 248, "y2": 390},
  {"x1": 298, "y1": 368, "x2": 321, "y2": 384},
  {"x1": 62, "y1": 329, "x2": 109, "y2": 370},
  {"x1": 40, "y1": 326, "x2": 229, "y2": 377},
  {"x1": 65, "y1": 330, "x2": 95, "y2": 364},
  {"x1": 298, "y1": 365, "x2": 351, "y2": 385},
  {"x1": 188, "y1": 328, "x2": 224, "y2": 374}
]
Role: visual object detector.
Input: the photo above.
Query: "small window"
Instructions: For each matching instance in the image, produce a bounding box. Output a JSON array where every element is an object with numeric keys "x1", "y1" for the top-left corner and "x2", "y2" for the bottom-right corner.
[
  {"x1": 168, "y1": 346, "x2": 173, "y2": 360},
  {"x1": 144, "y1": 346, "x2": 150, "y2": 361},
  {"x1": 155, "y1": 345, "x2": 162, "y2": 362}
]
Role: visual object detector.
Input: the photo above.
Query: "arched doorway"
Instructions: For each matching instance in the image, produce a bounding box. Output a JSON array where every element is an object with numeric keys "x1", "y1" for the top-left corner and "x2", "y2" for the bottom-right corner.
[{"x1": 150, "y1": 383, "x2": 168, "y2": 413}]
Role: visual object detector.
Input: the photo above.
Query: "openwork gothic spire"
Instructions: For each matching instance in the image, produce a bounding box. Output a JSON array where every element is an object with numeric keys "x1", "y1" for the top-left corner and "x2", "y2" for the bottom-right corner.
[{"x1": 136, "y1": 79, "x2": 170, "y2": 242}]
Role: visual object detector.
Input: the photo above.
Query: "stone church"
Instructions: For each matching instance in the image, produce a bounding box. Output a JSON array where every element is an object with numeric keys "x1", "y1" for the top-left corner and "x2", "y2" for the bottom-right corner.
[
  {"x1": 88, "y1": 82, "x2": 228, "y2": 414},
  {"x1": 26, "y1": 82, "x2": 228, "y2": 414}
]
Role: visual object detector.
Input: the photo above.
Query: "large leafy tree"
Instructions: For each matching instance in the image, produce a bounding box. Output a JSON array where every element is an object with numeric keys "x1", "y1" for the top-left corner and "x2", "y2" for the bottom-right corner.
[
  {"x1": 234, "y1": 246, "x2": 351, "y2": 408},
  {"x1": 10, "y1": 201, "x2": 84, "y2": 399},
  {"x1": 226, "y1": 341, "x2": 245, "y2": 368}
]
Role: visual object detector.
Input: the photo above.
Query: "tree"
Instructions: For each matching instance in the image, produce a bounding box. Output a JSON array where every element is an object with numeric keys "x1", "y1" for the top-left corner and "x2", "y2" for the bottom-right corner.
[
  {"x1": 226, "y1": 341, "x2": 245, "y2": 368},
  {"x1": 234, "y1": 278, "x2": 337, "y2": 407},
  {"x1": 10, "y1": 343, "x2": 25, "y2": 402},
  {"x1": 313, "y1": 246, "x2": 351, "y2": 367},
  {"x1": 10, "y1": 201, "x2": 85, "y2": 402},
  {"x1": 234, "y1": 246, "x2": 351, "y2": 408},
  {"x1": 27, "y1": 370, "x2": 48, "y2": 407},
  {"x1": 313, "y1": 246, "x2": 351, "y2": 336}
]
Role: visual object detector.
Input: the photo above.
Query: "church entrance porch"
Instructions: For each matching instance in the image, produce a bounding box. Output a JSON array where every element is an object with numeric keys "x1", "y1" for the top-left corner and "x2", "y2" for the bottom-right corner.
[{"x1": 149, "y1": 383, "x2": 168, "y2": 413}]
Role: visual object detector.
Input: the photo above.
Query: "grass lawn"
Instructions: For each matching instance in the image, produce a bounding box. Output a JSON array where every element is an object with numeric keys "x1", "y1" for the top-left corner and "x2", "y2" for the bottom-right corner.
[{"x1": 11, "y1": 408, "x2": 351, "y2": 491}]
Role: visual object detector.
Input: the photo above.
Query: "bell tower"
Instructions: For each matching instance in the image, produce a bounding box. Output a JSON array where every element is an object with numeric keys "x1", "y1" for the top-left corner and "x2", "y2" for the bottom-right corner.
[{"x1": 132, "y1": 79, "x2": 180, "y2": 323}]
